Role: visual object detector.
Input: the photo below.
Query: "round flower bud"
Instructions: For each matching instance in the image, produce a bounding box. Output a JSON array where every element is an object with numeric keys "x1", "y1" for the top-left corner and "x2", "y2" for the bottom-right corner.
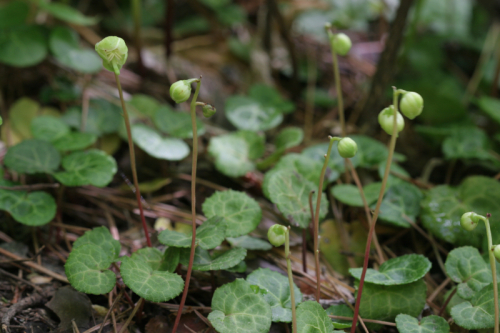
[
  {"x1": 460, "y1": 212, "x2": 478, "y2": 232},
  {"x1": 330, "y1": 33, "x2": 352, "y2": 56},
  {"x1": 378, "y1": 105, "x2": 405, "y2": 135},
  {"x1": 494, "y1": 245, "x2": 500, "y2": 262},
  {"x1": 268, "y1": 224, "x2": 287, "y2": 247},
  {"x1": 400, "y1": 92, "x2": 424, "y2": 120},
  {"x1": 337, "y1": 137, "x2": 357, "y2": 158},
  {"x1": 95, "y1": 36, "x2": 128, "y2": 75},
  {"x1": 202, "y1": 104, "x2": 216, "y2": 118},
  {"x1": 170, "y1": 80, "x2": 192, "y2": 104}
]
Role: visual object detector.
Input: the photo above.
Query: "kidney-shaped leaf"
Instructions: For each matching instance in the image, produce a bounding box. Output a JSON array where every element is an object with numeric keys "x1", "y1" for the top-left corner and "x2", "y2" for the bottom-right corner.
[
  {"x1": 4, "y1": 139, "x2": 61, "y2": 174},
  {"x1": 0, "y1": 186, "x2": 56, "y2": 226},
  {"x1": 120, "y1": 248, "x2": 184, "y2": 302},
  {"x1": 451, "y1": 283, "x2": 500, "y2": 330},
  {"x1": 0, "y1": 26, "x2": 47, "y2": 67},
  {"x1": 267, "y1": 169, "x2": 328, "y2": 228},
  {"x1": 326, "y1": 304, "x2": 354, "y2": 329},
  {"x1": 445, "y1": 246, "x2": 492, "y2": 299},
  {"x1": 246, "y1": 268, "x2": 302, "y2": 323},
  {"x1": 180, "y1": 247, "x2": 247, "y2": 271},
  {"x1": 132, "y1": 124, "x2": 189, "y2": 161},
  {"x1": 225, "y1": 96, "x2": 283, "y2": 131},
  {"x1": 295, "y1": 301, "x2": 334, "y2": 333},
  {"x1": 38, "y1": 2, "x2": 99, "y2": 25},
  {"x1": 275, "y1": 127, "x2": 303, "y2": 151},
  {"x1": 72, "y1": 226, "x2": 120, "y2": 260},
  {"x1": 31, "y1": 115, "x2": 70, "y2": 141},
  {"x1": 202, "y1": 190, "x2": 261, "y2": 237},
  {"x1": 208, "y1": 279, "x2": 272, "y2": 333},
  {"x1": 350, "y1": 254, "x2": 431, "y2": 286},
  {"x1": 53, "y1": 149, "x2": 117, "y2": 187},
  {"x1": 154, "y1": 105, "x2": 205, "y2": 138},
  {"x1": 376, "y1": 183, "x2": 423, "y2": 228},
  {"x1": 51, "y1": 132, "x2": 97, "y2": 152},
  {"x1": 226, "y1": 235, "x2": 272, "y2": 251},
  {"x1": 331, "y1": 183, "x2": 381, "y2": 208},
  {"x1": 208, "y1": 132, "x2": 257, "y2": 178},
  {"x1": 395, "y1": 314, "x2": 450, "y2": 333}
]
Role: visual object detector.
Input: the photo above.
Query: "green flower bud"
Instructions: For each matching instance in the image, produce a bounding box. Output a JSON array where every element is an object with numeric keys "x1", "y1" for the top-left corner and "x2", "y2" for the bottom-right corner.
[
  {"x1": 170, "y1": 80, "x2": 194, "y2": 104},
  {"x1": 330, "y1": 33, "x2": 352, "y2": 56},
  {"x1": 95, "y1": 36, "x2": 128, "y2": 75},
  {"x1": 202, "y1": 104, "x2": 216, "y2": 118},
  {"x1": 460, "y1": 212, "x2": 478, "y2": 232},
  {"x1": 268, "y1": 224, "x2": 287, "y2": 247},
  {"x1": 494, "y1": 245, "x2": 500, "y2": 262},
  {"x1": 378, "y1": 105, "x2": 405, "y2": 135},
  {"x1": 400, "y1": 92, "x2": 423, "y2": 120},
  {"x1": 337, "y1": 137, "x2": 357, "y2": 158}
]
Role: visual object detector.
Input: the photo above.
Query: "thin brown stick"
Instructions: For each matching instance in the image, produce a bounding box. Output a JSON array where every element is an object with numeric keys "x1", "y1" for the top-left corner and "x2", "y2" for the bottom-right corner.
[
  {"x1": 118, "y1": 298, "x2": 144, "y2": 333},
  {"x1": 97, "y1": 289, "x2": 123, "y2": 333},
  {"x1": 438, "y1": 287, "x2": 457, "y2": 316},
  {"x1": 328, "y1": 315, "x2": 396, "y2": 327}
]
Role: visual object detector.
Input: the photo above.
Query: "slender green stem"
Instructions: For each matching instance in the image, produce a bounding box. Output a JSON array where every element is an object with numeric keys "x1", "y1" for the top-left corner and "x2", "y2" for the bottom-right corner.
[
  {"x1": 285, "y1": 227, "x2": 297, "y2": 333},
  {"x1": 313, "y1": 136, "x2": 339, "y2": 302},
  {"x1": 350, "y1": 89, "x2": 401, "y2": 333},
  {"x1": 171, "y1": 79, "x2": 202, "y2": 333},
  {"x1": 114, "y1": 73, "x2": 151, "y2": 247},
  {"x1": 482, "y1": 216, "x2": 499, "y2": 333}
]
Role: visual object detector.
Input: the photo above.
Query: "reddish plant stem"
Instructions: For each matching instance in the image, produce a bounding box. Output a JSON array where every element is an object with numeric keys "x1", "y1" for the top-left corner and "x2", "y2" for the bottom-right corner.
[
  {"x1": 114, "y1": 74, "x2": 152, "y2": 247},
  {"x1": 171, "y1": 79, "x2": 202, "y2": 333},
  {"x1": 350, "y1": 89, "x2": 400, "y2": 332}
]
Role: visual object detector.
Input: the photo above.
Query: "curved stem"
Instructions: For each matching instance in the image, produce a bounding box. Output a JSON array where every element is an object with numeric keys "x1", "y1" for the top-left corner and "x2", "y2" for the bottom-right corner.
[
  {"x1": 171, "y1": 79, "x2": 201, "y2": 333},
  {"x1": 484, "y1": 217, "x2": 499, "y2": 333},
  {"x1": 313, "y1": 137, "x2": 338, "y2": 302},
  {"x1": 285, "y1": 227, "x2": 297, "y2": 333},
  {"x1": 350, "y1": 89, "x2": 401, "y2": 332},
  {"x1": 114, "y1": 73, "x2": 151, "y2": 247}
]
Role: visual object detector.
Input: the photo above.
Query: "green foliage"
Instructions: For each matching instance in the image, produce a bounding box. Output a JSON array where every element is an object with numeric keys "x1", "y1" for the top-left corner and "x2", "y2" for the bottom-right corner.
[
  {"x1": 52, "y1": 132, "x2": 97, "y2": 152},
  {"x1": 226, "y1": 235, "x2": 272, "y2": 251},
  {"x1": 477, "y1": 96, "x2": 500, "y2": 125},
  {"x1": 357, "y1": 279, "x2": 427, "y2": 323},
  {"x1": 10, "y1": 97, "x2": 39, "y2": 139},
  {"x1": 131, "y1": 124, "x2": 190, "y2": 161},
  {"x1": 120, "y1": 248, "x2": 184, "y2": 302},
  {"x1": 158, "y1": 216, "x2": 226, "y2": 250},
  {"x1": 266, "y1": 169, "x2": 328, "y2": 228},
  {"x1": 0, "y1": 25, "x2": 47, "y2": 67},
  {"x1": 0, "y1": 181, "x2": 56, "y2": 226},
  {"x1": 37, "y1": 2, "x2": 99, "y2": 26},
  {"x1": 63, "y1": 99, "x2": 122, "y2": 136},
  {"x1": 129, "y1": 94, "x2": 161, "y2": 118},
  {"x1": 350, "y1": 254, "x2": 431, "y2": 286},
  {"x1": 202, "y1": 190, "x2": 262, "y2": 237},
  {"x1": 395, "y1": 314, "x2": 450, "y2": 333},
  {"x1": 246, "y1": 268, "x2": 302, "y2": 323},
  {"x1": 53, "y1": 150, "x2": 117, "y2": 187},
  {"x1": 442, "y1": 127, "x2": 493, "y2": 161},
  {"x1": 0, "y1": 1, "x2": 29, "y2": 29},
  {"x1": 274, "y1": 127, "x2": 303, "y2": 151},
  {"x1": 4, "y1": 139, "x2": 61, "y2": 174},
  {"x1": 180, "y1": 247, "x2": 247, "y2": 271},
  {"x1": 451, "y1": 283, "x2": 500, "y2": 330},
  {"x1": 154, "y1": 105, "x2": 205, "y2": 138},
  {"x1": 421, "y1": 176, "x2": 500, "y2": 247},
  {"x1": 445, "y1": 246, "x2": 492, "y2": 299},
  {"x1": 331, "y1": 182, "x2": 382, "y2": 207},
  {"x1": 376, "y1": 182, "x2": 423, "y2": 228},
  {"x1": 295, "y1": 301, "x2": 334, "y2": 333},
  {"x1": 31, "y1": 116, "x2": 69, "y2": 141},
  {"x1": 65, "y1": 227, "x2": 120, "y2": 295},
  {"x1": 208, "y1": 279, "x2": 272, "y2": 333},
  {"x1": 326, "y1": 304, "x2": 354, "y2": 329}
]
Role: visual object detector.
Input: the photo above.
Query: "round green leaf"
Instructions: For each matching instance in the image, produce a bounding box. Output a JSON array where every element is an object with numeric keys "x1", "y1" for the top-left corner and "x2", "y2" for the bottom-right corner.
[
  {"x1": 65, "y1": 243, "x2": 116, "y2": 295},
  {"x1": 5, "y1": 139, "x2": 61, "y2": 174},
  {"x1": 132, "y1": 124, "x2": 189, "y2": 161},
  {"x1": 275, "y1": 127, "x2": 303, "y2": 150},
  {"x1": 202, "y1": 190, "x2": 262, "y2": 237},
  {"x1": 180, "y1": 247, "x2": 247, "y2": 271},
  {"x1": 358, "y1": 279, "x2": 427, "y2": 323},
  {"x1": 0, "y1": 25, "x2": 47, "y2": 67},
  {"x1": 442, "y1": 127, "x2": 492, "y2": 160},
  {"x1": 295, "y1": 301, "x2": 334, "y2": 333},
  {"x1": 158, "y1": 216, "x2": 226, "y2": 250},
  {"x1": 226, "y1": 235, "x2": 272, "y2": 251},
  {"x1": 225, "y1": 96, "x2": 283, "y2": 131},
  {"x1": 234, "y1": 130, "x2": 265, "y2": 160},
  {"x1": 0, "y1": 188, "x2": 56, "y2": 226},
  {"x1": 246, "y1": 268, "x2": 302, "y2": 323},
  {"x1": 154, "y1": 105, "x2": 205, "y2": 138},
  {"x1": 421, "y1": 176, "x2": 500, "y2": 247},
  {"x1": 120, "y1": 248, "x2": 184, "y2": 302},
  {"x1": 128, "y1": 94, "x2": 161, "y2": 118},
  {"x1": 38, "y1": 2, "x2": 99, "y2": 25},
  {"x1": 10, "y1": 97, "x2": 39, "y2": 139},
  {"x1": 331, "y1": 182, "x2": 382, "y2": 207},
  {"x1": 326, "y1": 304, "x2": 354, "y2": 329},
  {"x1": 51, "y1": 132, "x2": 97, "y2": 151},
  {"x1": 376, "y1": 183, "x2": 423, "y2": 228},
  {"x1": 31, "y1": 115, "x2": 70, "y2": 141},
  {"x1": 0, "y1": 1, "x2": 30, "y2": 29},
  {"x1": 395, "y1": 314, "x2": 450, "y2": 333},
  {"x1": 53, "y1": 149, "x2": 117, "y2": 187},
  {"x1": 208, "y1": 279, "x2": 272, "y2": 333},
  {"x1": 62, "y1": 100, "x2": 122, "y2": 135},
  {"x1": 266, "y1": 169, "x2": 328, "y2": 228},
  {"x1": 72, "y1": 226, "x2": 121, "y2": 260},
  {"x1": 451, "y1": 283, "x2": 500, "y2": 330},
  {"x1": 444, "y1": 246, "x2": 492, "y2": 300},
  {"x1": 249, "y1": 84, "x2": 295, "y2": 114},
  {"x1": 350, "y1": 254, "x2": 431, "y2": 286}
]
